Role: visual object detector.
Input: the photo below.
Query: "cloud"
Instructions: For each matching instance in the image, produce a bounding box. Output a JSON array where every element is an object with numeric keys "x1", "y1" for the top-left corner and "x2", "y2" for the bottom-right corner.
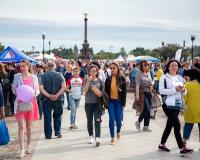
[{"x1": 0, "y1": 16, "x2": 200, "y2": 52}]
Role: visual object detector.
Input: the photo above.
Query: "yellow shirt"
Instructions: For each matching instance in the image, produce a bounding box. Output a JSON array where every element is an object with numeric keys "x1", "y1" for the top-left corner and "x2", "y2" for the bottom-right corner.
[
  {"x1": 110, "y1": 77, "x2": 118, "y2": 99},
  {"x1": 184, "y1": 81, "x2": 200, "y2": 123},
  {"x1": 156, "y1": 68, "x2": 164, "y2": 80}
]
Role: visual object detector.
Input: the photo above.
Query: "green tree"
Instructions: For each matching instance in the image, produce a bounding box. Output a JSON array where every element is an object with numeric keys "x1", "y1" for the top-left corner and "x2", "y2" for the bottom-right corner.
[
  {"x1": 94, "y1": 50, "x2": 110, "y2": 60},
  {"x1": 52, "y1": 47, "x2": 77, "y2": 59},
  {"x1": 118, "y1": 47, "x2": 126, "y2": 56},
  {"x1": 73, "y1": 45, "x2": 78, "y2": 55},
  {"x1": 151, "y1": 49, "x2": 160, "y2": 58},
  {"x1": 129, "y1": 47, "x2": 143, "y2": 56},
  {"x1": 0, "y1": 43, "x2": 5, "y2": 52},
  {"x1": 159, "y1": 43, "x2": 180, "y2": 61}
]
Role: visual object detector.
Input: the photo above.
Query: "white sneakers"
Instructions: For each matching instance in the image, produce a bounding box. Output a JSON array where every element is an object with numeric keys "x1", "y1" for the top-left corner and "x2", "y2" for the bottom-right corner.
[
  {"x1": 17, "y1": 149, "x2": 25, "y2": 159},
  {"x1": 96, "y1": 137, "x2": 101, "y2": 147},
  {"x1": 17, "y1": 145, "x2": 31, "y2": 159},
  {"x1": 88, "y1": 136, "x2": 101, "y2": 147},
  {"x1": 88, "y1": 136, "x2": 94, "y2": 144},
  {"x1": 26, "y1": 145, "x2": 31, "y2": 154}
]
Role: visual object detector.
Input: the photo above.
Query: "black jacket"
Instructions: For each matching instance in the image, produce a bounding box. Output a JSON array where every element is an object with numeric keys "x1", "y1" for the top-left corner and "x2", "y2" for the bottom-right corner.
[{"x1": 105, "y1": 75, "x2": 127, "y2": 106}]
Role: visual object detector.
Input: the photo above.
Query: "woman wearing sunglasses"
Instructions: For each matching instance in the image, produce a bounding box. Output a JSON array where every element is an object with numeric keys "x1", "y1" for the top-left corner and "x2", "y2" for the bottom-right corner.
[
  {"x1": 134, "y1": 60, "x2": 153, "y2": 132},
  {"x1": 105, "y1": 62, "x2": 127, "y2": 145},
  {"x1": 84, "y1": 64, "x2": 103, "y2": 147}
]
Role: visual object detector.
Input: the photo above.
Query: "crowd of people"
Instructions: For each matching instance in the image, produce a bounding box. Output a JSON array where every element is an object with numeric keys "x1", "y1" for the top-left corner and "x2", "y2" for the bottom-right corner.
[{"x1": 0, "y1": 57, "x2": 200, "y2": 158}]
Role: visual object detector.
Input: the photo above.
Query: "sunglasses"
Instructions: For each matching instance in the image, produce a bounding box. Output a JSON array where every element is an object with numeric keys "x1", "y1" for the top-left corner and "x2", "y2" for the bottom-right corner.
[
  {"x1": 73, "y1": 70, "x2": 79, "y2": 73},
  {"x1": 90, "y1": 70, "x2": 97, "y2": 73},
  {"x1": 143, "y1": 64, "x2": 149, "y2": 67},
  {"x1": 111, "y1": 67, "x2": 116, "y2": 70}
]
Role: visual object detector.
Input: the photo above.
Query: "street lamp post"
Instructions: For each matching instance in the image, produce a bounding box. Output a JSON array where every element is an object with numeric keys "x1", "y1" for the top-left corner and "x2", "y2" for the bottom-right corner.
[
  {"x1": 191, "y1": 35, "x2": 195, "y2": 65},
  {"x1": 183, "y1": 40, "x2": 185, "y2": 48},
  {"x1": 161, "y1": 41, "x2": 164, "y2": 47},
  {"x1": 49, "y1": 41, "x2": 51, "y2": 54},
  {"x1": 42, "y1": 32, "x2": 46, "y2": 62},
  {"x1": 32, "y1": 46, "x2": 35, "y2": 54},
  {"x1": 160, "y1": 41, "x2": 164, "y2": 60}
]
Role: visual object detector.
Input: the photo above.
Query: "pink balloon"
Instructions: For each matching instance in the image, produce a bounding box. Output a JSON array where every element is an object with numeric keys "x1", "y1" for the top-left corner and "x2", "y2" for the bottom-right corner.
[{"x1": 16, "y1": 85, "x2": 35, "y2": 102}]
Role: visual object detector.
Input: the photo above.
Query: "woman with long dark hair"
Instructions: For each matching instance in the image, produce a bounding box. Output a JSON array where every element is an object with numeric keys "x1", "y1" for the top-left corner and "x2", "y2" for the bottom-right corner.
[
  {"x1": 158, "y1": 60, "x2": 193, "y2": 156},
  {"x1": 105, "y1": 62, "x2": 127, "y2": 145}
]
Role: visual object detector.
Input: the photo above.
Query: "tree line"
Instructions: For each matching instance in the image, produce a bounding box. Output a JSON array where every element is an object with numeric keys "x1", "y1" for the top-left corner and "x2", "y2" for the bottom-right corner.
[
  {"x1": 0, "y1": 43, "x2": 200, "y2": 61},
  {"x1": 94, "y1": 44, "x2": 200, "y2": 61}
]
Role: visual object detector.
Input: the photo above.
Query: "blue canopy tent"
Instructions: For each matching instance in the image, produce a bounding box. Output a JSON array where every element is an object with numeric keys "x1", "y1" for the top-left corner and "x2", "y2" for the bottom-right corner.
[
  {"x1": 0, "y1": 46, "x2": 38, "y2": 64},
  {"x1": 135, "y1": 56, "x2": 160, "y2": 63}
]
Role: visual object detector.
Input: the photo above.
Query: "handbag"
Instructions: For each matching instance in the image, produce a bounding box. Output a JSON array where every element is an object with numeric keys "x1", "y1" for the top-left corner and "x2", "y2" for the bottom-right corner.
[
  {"x1": 18, "y1": 102, "x2": 33, "y2": 112},
  {"x1": 151, "y1": 92, "x2": 162, "y2": 108},
  {"x1": 0, "y1": 119, "x2": 10, "y2": 146},
  {"x1": 98, "y1": 90, "x2": 109, "y2": 109}
]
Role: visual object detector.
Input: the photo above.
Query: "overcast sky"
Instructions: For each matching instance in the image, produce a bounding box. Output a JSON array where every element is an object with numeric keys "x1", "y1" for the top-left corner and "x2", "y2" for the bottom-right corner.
[{"x1": 0, "y1": 0, "x2": 200, "y2": 52}]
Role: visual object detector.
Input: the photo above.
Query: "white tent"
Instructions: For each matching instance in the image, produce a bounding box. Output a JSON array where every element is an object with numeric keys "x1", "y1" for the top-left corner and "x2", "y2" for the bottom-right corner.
[
  {"x1": 115, "y1": 55, "x2": 124, "y2": 62},
  {"x1": 30, "y1": 52, "x2": 56, "y2": 61},
  {"x1": 127, "y1": 54, "x2": 135, "y2": 61},
  {"x1": 29, "y1": 53, "x2": 41, "y2": 59}
]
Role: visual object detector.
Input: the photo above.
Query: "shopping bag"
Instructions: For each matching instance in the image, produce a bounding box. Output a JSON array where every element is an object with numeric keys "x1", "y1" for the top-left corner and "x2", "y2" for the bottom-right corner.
[
  {"x1": 151, "y1": 92, "x2": 162, "y2": 108},
  {"x1": 0, "y1": 119, "x2": 10, "y2": 146}
]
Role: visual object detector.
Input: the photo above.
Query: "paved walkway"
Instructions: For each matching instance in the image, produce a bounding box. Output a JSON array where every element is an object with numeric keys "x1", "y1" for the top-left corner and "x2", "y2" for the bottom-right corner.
[{"x1": 31, "y1": 93, "x2": 200, "y2": 160}]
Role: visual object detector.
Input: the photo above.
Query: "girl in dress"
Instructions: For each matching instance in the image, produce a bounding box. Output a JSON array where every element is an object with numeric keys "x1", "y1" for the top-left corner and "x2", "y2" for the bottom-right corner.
[{"x1": 13, "y1": 60, "x2": 39, "y2": 159}]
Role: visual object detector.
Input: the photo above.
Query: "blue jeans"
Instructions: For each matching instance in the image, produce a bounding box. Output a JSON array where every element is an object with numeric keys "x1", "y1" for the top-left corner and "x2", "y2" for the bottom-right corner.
[
  {"x1": 183, "y1": 123, "x2": 200, "y2": 141},
  {"x1": 130, "y1": 77, "x2": 136, "y2": 88},
  {"x1": 69, "y1": 96, "x2": 80, "y2": 125},
  {"x1": 121, "y1": 107, "x2": 124, "y2": 122},
  {"x1": 108, "y1": 99, "x2": 123, "y2": 138},
  {"x1": 42, "y1": 100, "x2": 63, "y2": 138}
]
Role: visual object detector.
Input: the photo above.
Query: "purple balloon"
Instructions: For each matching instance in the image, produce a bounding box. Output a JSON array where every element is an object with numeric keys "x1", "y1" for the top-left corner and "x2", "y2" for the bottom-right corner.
[{"x1": 16, "y1": 85, "x2": 35, "y2": 102}]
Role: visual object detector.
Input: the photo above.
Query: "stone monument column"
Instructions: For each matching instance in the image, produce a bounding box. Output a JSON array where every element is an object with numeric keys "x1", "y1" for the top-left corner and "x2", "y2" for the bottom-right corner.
[{"x1": 80, "y1": 13, "x2": 92, "y2": 60}]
